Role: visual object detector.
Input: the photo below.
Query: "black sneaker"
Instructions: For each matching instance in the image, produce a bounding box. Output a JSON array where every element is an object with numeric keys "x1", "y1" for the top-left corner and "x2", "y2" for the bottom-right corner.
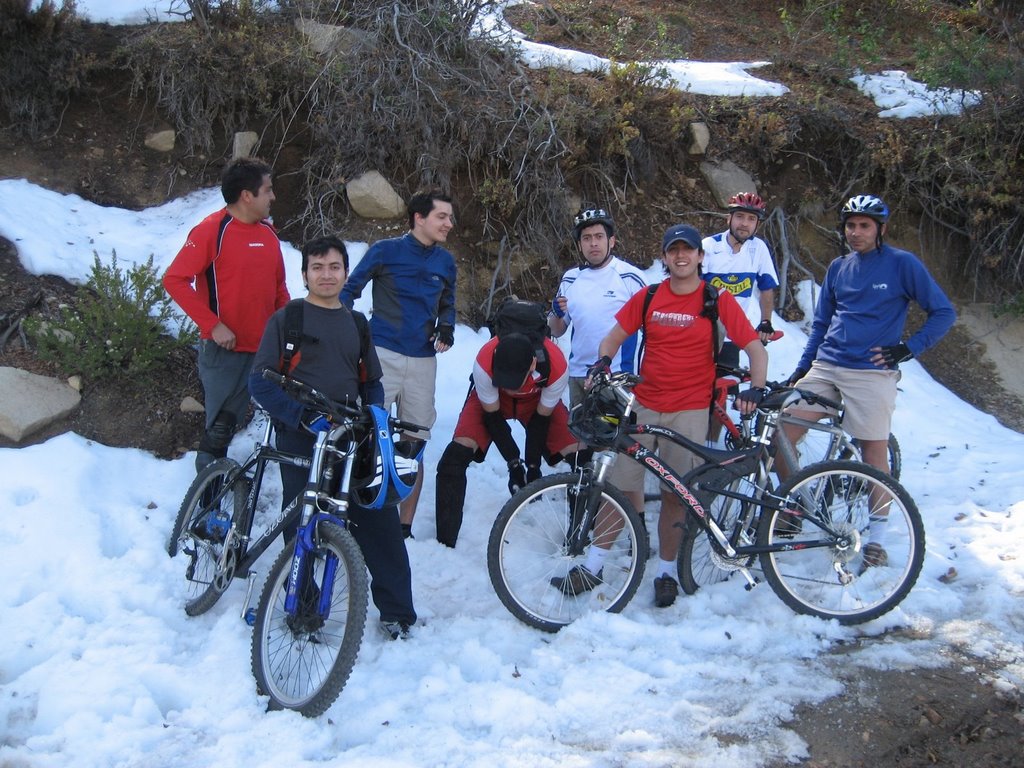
[
  {"x1": 550, "y1": 565, "x2": 603, "y2": 596},
  {"x1": 401, "y1": 523, "x2": 414, "y2": 540},
  {"x1": 379, "y1": 620, "x2": 412, "y2": 641},
  {"x1": 654, "y1": 575, "x2": 679, "y2": 608}
]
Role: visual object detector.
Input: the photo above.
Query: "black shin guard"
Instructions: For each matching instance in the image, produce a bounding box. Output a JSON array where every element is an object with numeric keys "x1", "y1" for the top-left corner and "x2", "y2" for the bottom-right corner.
[
  {"x1": 434, "y1": 442, "x2": 475, "y2": 548},
  {"x1": 196, "y1": 412, "x2": 238, "y2": 470}
]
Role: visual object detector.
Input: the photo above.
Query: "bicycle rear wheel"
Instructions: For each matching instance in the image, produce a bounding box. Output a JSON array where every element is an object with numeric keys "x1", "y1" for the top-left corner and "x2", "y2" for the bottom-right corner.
[
  {"x1": 757, "y1": 460, "x2": 924, "y2": 624},
  {"x1": 167, "y1": 458, "x2": 248, "y2": 616},
  {"x1": 488, "y1": 473, "x2": 648, "y2": 632},
  {"x1": 251, "y1": 521, "x2": 368, "y2": 717}
]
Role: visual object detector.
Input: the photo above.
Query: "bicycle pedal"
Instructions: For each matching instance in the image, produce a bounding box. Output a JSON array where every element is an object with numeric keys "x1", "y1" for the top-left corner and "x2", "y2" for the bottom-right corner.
[{"x1": 243, "y1": 608, "x2": 257, "y2": 626}]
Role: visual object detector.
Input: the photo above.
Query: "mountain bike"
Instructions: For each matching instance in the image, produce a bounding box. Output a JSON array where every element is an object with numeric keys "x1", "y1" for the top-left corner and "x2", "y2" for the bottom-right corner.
[
  {"x1": 488, "y1": 372, "x2": 924, "y2": 632},
  {"x1": 167, "y1": 371, "x2": 423, "y2": 716}
]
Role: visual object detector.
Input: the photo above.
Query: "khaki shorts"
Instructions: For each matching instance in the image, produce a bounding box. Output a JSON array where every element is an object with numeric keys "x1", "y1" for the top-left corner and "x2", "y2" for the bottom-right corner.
[
  {"x1": 376, "y1": 346, "x2": 437, "y2": 439},
  {"x1": 791, "y1": 361, "x2": 900, "y2": 442},
  {"x1": 606, "y1": 404, "x2": 707, "y2": 494}
]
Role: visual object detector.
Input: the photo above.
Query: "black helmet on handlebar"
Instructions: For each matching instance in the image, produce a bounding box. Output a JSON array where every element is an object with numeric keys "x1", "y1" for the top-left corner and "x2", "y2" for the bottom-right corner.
[
  {"x1": 568, "y1": 374, "x2": 631, "y2": 448},
  {"x1": 350, "y1": 406, "x2": 422, "y2": 509}
]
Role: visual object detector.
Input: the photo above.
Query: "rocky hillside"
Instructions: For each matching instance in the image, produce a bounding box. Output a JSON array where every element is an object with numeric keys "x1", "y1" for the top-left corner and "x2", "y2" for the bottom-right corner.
[{"x1": 2, "y1": 0, "x2": 1024, "y2": 456}]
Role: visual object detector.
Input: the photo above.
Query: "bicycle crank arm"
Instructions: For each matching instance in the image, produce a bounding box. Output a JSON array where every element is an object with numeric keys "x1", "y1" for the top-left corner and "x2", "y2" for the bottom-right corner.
[
  {"x1": 739, "y1": 568, "x2": 760, "y2": 590},
  {"x1": 240, "y1": 570, "x2": 259, "y2": 622}
]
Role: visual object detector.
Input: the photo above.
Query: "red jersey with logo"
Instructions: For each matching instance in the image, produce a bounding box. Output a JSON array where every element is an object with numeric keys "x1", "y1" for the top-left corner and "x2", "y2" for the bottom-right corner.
[
  {"x1": 615, "y1": 280, "x2": 758, "y2": 412},
  {"x1": 472, "y1": 337, "x2": 569, "y2": 410},
  {"x1": 164, "y1": 208, "x2": 289, "y2": 352}
]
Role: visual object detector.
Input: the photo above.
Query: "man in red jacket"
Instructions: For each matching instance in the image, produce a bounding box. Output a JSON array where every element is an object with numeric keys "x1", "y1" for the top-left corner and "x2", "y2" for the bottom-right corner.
[
  {"x1": 568, "y1": 223, "x2": 768, "y2": 608},
  {"x1": 163, "y1": 157, "x2": 289, "y2": 471}
]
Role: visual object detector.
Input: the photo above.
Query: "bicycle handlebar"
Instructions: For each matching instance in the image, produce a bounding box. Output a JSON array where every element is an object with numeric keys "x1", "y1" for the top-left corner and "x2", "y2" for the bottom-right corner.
[
  {"x1": 262, "y1": 369, "x2": 364, "y2": 420},
  {"x1": 261, "y1": 369, "x2": 429, "y2": 435}
]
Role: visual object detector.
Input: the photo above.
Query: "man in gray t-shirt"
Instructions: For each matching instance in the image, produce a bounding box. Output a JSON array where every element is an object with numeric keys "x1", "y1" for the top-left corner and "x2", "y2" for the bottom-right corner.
[{"x1": 248, "y1": 236, "x2": 416, "y2": 638}]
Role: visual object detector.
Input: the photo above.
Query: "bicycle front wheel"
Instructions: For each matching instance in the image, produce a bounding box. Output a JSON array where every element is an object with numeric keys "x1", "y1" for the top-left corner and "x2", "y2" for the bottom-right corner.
[
  {"x1": 757, "y1": 460, "x2": 924, "y2": 625},
  {"x1": 488, "y1": 473, "x2": 648, "y2": 632},
  {"x1": 251, "y1": 521, "x2": 368, "y2": 717},
  {"x1": 167, "y1": 458, "x2": 248, "y2": 616}
]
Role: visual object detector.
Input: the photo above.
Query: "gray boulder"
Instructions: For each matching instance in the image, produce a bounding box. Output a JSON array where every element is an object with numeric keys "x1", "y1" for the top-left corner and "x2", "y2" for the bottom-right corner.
[
  {"x1": 346, "y1": 171, "x2": 407, "y2": 220},
  {"x1": 0, "y1": 367, "x2": 81, "y2": 442},
  {"x1": 699, "y1": 159, "x2": 758, "y2": 207}
]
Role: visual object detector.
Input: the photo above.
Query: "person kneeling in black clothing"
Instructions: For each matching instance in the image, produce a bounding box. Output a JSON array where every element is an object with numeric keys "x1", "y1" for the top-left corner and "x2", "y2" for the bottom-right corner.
[{"x1": 434, "y1": 333, "x2": 587, "y2": 548}]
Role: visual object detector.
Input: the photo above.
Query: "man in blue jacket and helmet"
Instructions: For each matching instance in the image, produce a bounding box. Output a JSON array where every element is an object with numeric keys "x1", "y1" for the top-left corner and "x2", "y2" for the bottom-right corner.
[{"x1": 782, "y1": 195, "x2": 955, "y2": 569}]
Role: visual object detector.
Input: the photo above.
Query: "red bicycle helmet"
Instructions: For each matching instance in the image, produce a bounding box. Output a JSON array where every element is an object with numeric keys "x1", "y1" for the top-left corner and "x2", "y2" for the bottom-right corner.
[{"x1": 726, "y1": 192, "x2": 767, "y2": 221}]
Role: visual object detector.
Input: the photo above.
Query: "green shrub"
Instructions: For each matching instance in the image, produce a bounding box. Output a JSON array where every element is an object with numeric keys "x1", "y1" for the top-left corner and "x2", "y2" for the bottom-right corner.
[
  {"x1": 26, "y1": 252, "x2": 197, "y2": 380},
  {"x1": 994, "y1": 292, "x2": 1024, "y2": 319}
]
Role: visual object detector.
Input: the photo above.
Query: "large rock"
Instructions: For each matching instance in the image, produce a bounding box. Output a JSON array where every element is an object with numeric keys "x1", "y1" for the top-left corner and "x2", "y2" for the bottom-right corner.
[
  {"x1": 294, "y1": 18, "x2": 371, "y2": 56},
  {"x1": 688, "y1": 121, "x2": 711, "y2": 155},
  {"x1": 144, "y1": 129, "x2": 176, "y2": 153},
  {"x1": 233, "y1": 131, "x2": 259, "y2": 159},
  {"x1": 0, "y1": 367, "x2": 81, "y2": 442},
  {"x1": 699, "y1": 159, "x2": 758, "y2": 207},
  {"x1": 346, "y1": 171, "x2": 407, "y2": 220}
]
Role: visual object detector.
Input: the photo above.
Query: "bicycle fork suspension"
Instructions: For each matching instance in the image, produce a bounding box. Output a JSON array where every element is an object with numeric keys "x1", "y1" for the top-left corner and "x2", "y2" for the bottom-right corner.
[{"x1": 568, "y1": 452, "x2": 616, "y2": 556}]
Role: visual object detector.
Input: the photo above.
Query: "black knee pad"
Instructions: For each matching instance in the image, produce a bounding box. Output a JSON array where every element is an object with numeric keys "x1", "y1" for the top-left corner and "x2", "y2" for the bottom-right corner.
[
  {"x1": 437, "y1": 441, "x2": 474, "y2": 476},
  {"x1": 199, "y1": 412, "x2": 238, "y2": 457},
  {"x1": 435, "y1": 442, "x2": 475, "y2": 548}
]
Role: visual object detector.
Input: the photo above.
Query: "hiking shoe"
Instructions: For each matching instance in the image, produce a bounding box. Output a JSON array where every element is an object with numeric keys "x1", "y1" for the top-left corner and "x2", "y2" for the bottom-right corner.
[
  {"x1": 550, "y1": 566, "x2": 603, "y2": 596},
  {"x1": 379, "y1": 620, "x2": 412, "y2": 641},
  {"x1": 858, "y1": 542, "x2": 888, "y2": 574},
  {"x1": 773, "y1": 509, "x2": 803, "y2": 538},
  {"x1": 654, "y1": 575, "x2": 679, "y2": 608}
]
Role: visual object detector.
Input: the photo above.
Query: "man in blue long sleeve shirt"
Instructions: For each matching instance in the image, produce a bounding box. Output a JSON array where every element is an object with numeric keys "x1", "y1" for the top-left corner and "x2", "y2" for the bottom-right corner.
[
  {"x1": 340, "y1": 189, "x2": 458, "y2": 538},
  {"x1": 782, "y1": 195, "x2": 955, "y2": 569}
]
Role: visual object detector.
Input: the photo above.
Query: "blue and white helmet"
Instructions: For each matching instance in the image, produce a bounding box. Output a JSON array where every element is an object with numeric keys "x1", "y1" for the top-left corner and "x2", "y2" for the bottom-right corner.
[
  {"x1": 351, "y1": 405, "x2": 422, "y2": 509},
  {"x1": 840, "y1": 195, "x2": 889, "y2": 224}
]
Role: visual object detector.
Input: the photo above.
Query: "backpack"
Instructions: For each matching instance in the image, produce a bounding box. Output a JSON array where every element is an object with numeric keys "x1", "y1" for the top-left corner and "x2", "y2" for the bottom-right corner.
[
  {"x1": 486, "y1": 297, "x2": 552, "y2": 386},
  {"x1": 278, "y1": 298, "x2": 371, "y2": 382}
]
